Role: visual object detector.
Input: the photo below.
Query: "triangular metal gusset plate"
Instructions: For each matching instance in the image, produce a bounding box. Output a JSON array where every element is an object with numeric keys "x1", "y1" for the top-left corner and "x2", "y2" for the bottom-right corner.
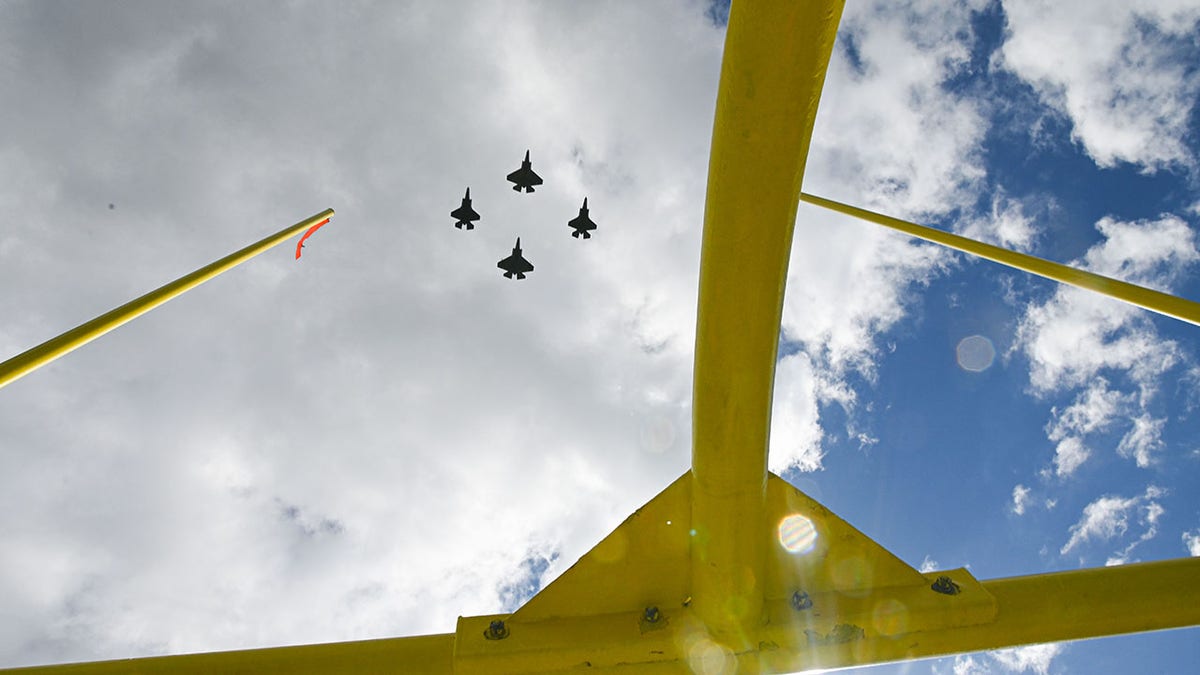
[{"x1": 454, "y1": 472, "x2": 996, "y2": 673}]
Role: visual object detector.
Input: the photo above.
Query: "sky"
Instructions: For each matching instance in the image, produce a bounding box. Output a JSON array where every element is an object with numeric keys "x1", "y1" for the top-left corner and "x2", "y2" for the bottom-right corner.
[{"x1": 1, "y1": 0, "x2": 1198, "y2": 673}]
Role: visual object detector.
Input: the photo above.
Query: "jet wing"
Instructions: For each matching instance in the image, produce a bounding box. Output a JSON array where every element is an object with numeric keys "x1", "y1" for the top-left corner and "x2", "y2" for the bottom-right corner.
[
  {"x1": 569, "y1": 215, "x2": 596, "y2": 231},
  {"x1": 451, "y1": 206, "x2": 480, "y2": 221},
  {"x1": 498, "y1": 254, "x2": 534, "y2": 273},
  {"x1": 507, "y1": 167, "x2": 543, "y2": 186}
]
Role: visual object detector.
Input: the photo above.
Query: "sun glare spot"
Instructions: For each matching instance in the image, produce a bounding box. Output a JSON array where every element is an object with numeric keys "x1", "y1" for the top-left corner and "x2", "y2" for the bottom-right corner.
[
  {"x1": 956, "y1": 334, "x2": 995, "y2": 372},
  {"x1": 778, "y1": 514, "x2": 817, "y2": 554},
  {"x1": 684, "y1": 636, "x2": 735, "y2": 675}
]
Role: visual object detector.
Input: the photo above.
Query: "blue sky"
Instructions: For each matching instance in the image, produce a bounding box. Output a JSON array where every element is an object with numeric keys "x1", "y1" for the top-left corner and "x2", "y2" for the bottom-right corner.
[
  {"x1": 1, "y1": 1, "x2": 1198, "y2": 673},
  {"x1": 780, "y1": 2, "x2": 1200, "y2": 672}
]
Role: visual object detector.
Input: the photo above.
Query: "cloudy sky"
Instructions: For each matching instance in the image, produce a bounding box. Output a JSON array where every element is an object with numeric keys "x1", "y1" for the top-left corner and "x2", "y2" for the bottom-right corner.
[{"x1": 1, "y1": 1, "x2": 1198, "y2": 672}]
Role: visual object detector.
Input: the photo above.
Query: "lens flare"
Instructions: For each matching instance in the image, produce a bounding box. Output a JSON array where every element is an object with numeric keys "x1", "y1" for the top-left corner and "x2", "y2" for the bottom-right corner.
[
  {"x1": 956, "y1": 334, "x2": 995, "y2": 372},
  {"x1": 686, "y1": 637, "x2": 734, "y2": 675},
  {"x1": 778, "y1": 514, "x2": 818, "y2": 554}
]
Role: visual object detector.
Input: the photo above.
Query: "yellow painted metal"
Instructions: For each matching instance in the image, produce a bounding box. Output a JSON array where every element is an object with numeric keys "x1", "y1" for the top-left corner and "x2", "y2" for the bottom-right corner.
[
  {"x1": 800, "y1": 192, "x2": 1200, "y2": 326},
  {"x1": 0, "y1": 209, "x2": 334, "y2": 391},
  {"x1": 762, "y1": 474, "x2": 930, "y2": 600},
  {"x1": 455, "y1": 611, "x2": 687, "y2": 674},
  {"x1": 691, "y1": 0, "x2": 845, "y2": 643},
  {"x1": 512, "y1": 473, "x2": 693, "y2": 622},
  {"x1": 746, "y1": 555, "x2": 1200, "y2": 673},
  {"x1": 1, "y1": 633, "x2": 452, "y2": 674},
  {"x1": 453, "y1": 470, "x2": 1200, "y2": 673}
]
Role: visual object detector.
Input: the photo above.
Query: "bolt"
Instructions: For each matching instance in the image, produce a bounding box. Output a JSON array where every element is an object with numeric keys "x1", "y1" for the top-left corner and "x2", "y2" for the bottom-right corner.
[
  {"x1": 931, "y1": 576, "x2": 961, "y2": 596},
  {"x1": 484, "y1": 619, "x2": 510, "y2": 640},
  {"x1": 791, "y1": 590, "x2": 813, "y2": 610},
  {"x1": 643, "y1": 606, "x2": 662, "y2": 623}
]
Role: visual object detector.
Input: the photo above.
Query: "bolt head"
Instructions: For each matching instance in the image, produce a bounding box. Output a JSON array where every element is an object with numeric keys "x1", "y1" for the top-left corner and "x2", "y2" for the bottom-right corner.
[
  {"x1": 791, "y1": 590, "x2": 813, "y2": 610},
  {"x1": 931, "y1": 576, "x2": 961, "y2": 596},
  {"x1": 484, "y1": 619, "x2": 510, "y2": 640}
]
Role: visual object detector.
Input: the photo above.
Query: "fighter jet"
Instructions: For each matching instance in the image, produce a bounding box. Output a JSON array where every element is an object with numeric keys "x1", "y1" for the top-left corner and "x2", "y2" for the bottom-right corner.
[
  {"x1": 567, "y1": 197, "x2": 598, "y2": 239},
  {"x1": 506, "y1": 150, "x2": 543, "y2": 193},
  {"x1": 450, "y1": 187, "x2": 480, "y2": 229},
  {"x1": 497, "y1": 238, "x2": 534, "y2": 279}
]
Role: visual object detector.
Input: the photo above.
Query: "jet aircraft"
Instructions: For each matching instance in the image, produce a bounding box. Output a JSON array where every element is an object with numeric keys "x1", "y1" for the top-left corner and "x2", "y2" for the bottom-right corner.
[
  {"x1": 450, "y1": 187, "x2": 480, "y2": 229},
  {"x1": 498, "y1": 238, "x2": 534, "y2": 279},
  {"x1": 506, "y1": 150, "x2": 543, "y2": 193},
  {"x1": 568, "y1": 198, "x2": 598, "y2": 239}
]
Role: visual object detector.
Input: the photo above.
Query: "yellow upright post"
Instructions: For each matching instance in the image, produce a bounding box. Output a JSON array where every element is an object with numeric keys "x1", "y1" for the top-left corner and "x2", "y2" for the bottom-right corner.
[
  {"x1": 0, "y1": 209, "x2": 333, "y2": 391},
  {"x1": 691, "y1": 0, "x2": 844, "y2": 643},
  {"x1": 800, "y1": 193, "x2": 1200, "y2": 326}
]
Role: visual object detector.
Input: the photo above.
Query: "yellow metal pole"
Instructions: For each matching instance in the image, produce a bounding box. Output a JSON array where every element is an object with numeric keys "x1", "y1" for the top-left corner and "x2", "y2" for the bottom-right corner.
[
  {"x1": 750, "y1": 556, "x2": 1200, "y2": 672},
  {"x1": 1, "y1": 632, "x2": 452, "y2": 675},
  {"x1": 800, "y1": 192, "x2": 1200, "y2": 325},
  {"x1": 692, "y1": 0, "x2": 844, "y2": 643},
  {"x1": 0, "y1": 209, "x2": 334, "y2": 391}
]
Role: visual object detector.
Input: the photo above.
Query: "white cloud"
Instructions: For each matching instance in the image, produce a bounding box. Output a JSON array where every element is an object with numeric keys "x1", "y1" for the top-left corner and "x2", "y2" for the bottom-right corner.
[
  {"x1": 796, "y1": 0, "x2": 990, "y2": 364},
  {"x1": 1043, "y1": 379, "x2": 1130, "y2": 477},
  {"x1": 999, "y1": 0, "x2": 1200, "y2": 171},
  {"x1": 952, "y1": 654, "x2": 989, "y2": 675},
  {"x1": 1016, "y1": 216, "x2": 1196, "y2": 495},
  {"x1": 768, "y1": 353, "x2": 826, "y2": 473},
  {"x1": 0, "y1": 2, "x2": 719, "y2": 666},
  {"x1": 944, "y1": 642, "x2": 1063, "y2": 674},
  {"x1": 920, "y1": 554, "x2": 940, "y2": 573},
  {"x1": 1012, "y1": 484, "x2": 1032, "y2": 515},
  {"x1": 1116, "y1": 413, "x2": 1166, "y2": 467},
  {"x1": 1016, "y1": 216, "x2": 1196, "y2": 396},
  {"x1": 1050, "y1": 437, "x2": 1090, "y2": 478},
  {"x1": 1045, "y1": 379, "x2": 1127, "y2": 441},
  {"x1": 960, "y1": 193, "x2": 1039, "y2": 252},
  {"x1": 990, "y1": 643, "x2": 1064, "y2": 675},
  {"x1": 1183, "y1": 530, "x2": 1200, "y2": 556},
  {"x1": 1086, "y1": 216, "x2": 1200, "y2": 283},
  {"x1": 1106, "y1": 500, "x2": 1164, "y2": 566},
  {"x1": 775, "y1": 1, "x2": 992, "y2": 466},
  {"x1": 1061, "y1": 495, "x2": 1138, "y2": 554},
  {"x1": 811, "y1": 1, "x2": 989, "y2": 216},
  {"x1": 1060, "y1": 485, "x2": 1166, "y2": 556}
]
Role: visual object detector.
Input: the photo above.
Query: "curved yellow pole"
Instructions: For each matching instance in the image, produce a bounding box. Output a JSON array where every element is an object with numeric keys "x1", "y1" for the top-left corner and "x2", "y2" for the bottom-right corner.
[
  {"x1": 691, "y1": 0, "x2": 844, "y2": 643},
  {"x1": 0, "y1": 209, "x2": 334, "y2": 391},
  {"x1": 801, "y1": 193, "x2": 1200, "y2": 325}
]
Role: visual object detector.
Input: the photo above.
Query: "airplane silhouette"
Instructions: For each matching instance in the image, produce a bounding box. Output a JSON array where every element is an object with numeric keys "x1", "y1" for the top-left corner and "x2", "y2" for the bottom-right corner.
[
  {"x1": 498, "y1": 238, "x2": 534, "y2": 279},
  {"x1": 506, "y1": 150, "x2": 543, "y2": 193},
  {"x1": 568, "y1": 197, "x2": 597, "y2": 239},
  {"x1": 450, "y1": 187, "x2": 480, "y2": 229}
]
